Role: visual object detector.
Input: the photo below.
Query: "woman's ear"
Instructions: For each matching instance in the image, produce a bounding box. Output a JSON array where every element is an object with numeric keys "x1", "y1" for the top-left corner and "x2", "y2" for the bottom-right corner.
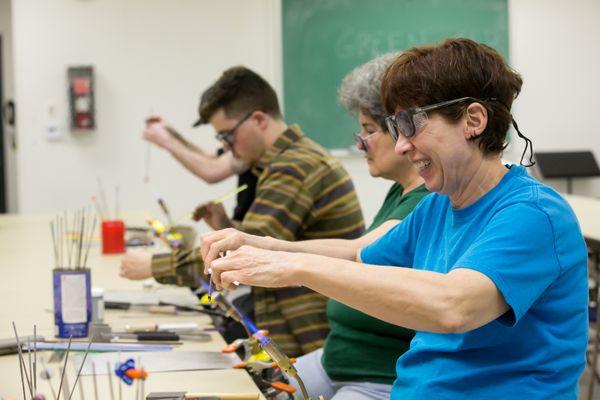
[{"x1": 465, "y1": 102, "x2": 488, "y2": 139}]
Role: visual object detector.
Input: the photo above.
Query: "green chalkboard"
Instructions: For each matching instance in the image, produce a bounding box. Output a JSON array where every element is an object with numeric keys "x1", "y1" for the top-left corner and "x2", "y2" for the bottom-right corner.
[{"x1": 282, "y1": 0, "x2": 508, "y2": 149}]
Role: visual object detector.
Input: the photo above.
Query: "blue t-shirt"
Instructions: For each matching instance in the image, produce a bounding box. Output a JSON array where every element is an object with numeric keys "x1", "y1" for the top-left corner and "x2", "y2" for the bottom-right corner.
[{"x1": 360, "y1": 165, "x2": 588, "y2": 399}]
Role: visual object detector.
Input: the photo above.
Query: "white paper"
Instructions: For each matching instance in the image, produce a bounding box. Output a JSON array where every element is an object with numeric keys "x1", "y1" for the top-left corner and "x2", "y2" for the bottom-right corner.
[{"x1": 61, "y1": 274, "x2": 87, "y2": 323}]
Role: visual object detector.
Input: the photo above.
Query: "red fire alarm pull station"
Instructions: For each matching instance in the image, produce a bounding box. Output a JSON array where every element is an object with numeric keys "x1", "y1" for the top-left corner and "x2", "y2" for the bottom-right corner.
[{"x1": 68, "y1": 66, "x2": 95, "y2": 130}]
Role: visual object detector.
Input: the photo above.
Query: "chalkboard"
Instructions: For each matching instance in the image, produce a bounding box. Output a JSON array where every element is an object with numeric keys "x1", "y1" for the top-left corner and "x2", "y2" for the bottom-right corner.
[{"x1": 282, "y1": 0, "x2": 509, "y2": 149}]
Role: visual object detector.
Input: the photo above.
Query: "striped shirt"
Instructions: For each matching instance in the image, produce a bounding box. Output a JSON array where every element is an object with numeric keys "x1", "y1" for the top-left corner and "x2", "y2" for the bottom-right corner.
[{"x1": 152, "y1": 125, "x2": 364, "y2": 357}]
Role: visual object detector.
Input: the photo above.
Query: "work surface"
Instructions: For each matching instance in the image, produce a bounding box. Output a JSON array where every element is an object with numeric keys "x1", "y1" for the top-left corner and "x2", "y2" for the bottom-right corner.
[
  {"x1": 2, "y1": 194, "x2": 599, "y2": 398},
  {"x1": 565, "y1": 195, "x2": 600, "y2": 250},
  {"x1": 0, "y1": 213, "x2": 261, "y2": 399}
]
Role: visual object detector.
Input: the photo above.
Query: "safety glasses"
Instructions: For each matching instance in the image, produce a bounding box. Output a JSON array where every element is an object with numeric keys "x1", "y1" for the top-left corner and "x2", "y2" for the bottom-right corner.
[
  {"x1": 384, "y1": 96, "x2": 536, "y2": 167},
  {"x1": 384, "y1": 97, "x2": 478, "y2": 141}
]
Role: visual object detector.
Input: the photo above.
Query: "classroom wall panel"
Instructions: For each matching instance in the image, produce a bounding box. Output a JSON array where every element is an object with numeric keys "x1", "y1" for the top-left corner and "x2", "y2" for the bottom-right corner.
[
  {"x1": 11, "y1": 0, "x2": 281, "y2": 219},
  {"x1": 282, "y1": 0, "x2": 509, "y2": 150}
]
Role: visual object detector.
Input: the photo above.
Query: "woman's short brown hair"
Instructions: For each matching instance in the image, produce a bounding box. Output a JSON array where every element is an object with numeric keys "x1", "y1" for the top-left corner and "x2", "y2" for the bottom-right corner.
[{"x1": 381, "y1": 38, "x2": 523, "y2": 155}]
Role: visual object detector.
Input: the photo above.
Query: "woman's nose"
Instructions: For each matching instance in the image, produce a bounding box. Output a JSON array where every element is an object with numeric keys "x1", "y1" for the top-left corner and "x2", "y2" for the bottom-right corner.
[{"x1": 394, "y1": 134, "x2": 413, "y2": 156}]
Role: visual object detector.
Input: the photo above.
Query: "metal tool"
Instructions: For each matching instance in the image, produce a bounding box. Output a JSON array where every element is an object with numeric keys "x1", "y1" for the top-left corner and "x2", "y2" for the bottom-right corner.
[
  {"x1": 145, "y1": 392, "x2": 258, "y2": 400},
  {"x1": 157, "y1": 198, "x2": 174, "y2": 226},
  {"x1": 89, "y1": 322, "x2": 210, "y2": 343},
  {"x1": 202, "y1": 287, "x2": 311, "y2": 400},
  {"x1": 40, "y1": 358, "x2": 58, "y2": 400},
  {"x1": 124, "y1": 323, "x2": 199, "y2": 333}
]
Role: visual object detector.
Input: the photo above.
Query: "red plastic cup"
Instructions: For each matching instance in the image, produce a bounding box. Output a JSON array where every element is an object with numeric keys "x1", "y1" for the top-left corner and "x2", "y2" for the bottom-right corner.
[{"x1": 101, "y1": 220, "x2": 125, "y2": 254}]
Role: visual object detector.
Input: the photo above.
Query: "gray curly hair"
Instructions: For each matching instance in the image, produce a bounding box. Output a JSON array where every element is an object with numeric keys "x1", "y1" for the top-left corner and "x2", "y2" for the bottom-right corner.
[{"x1": 338, "y1": 53, "x2": 400, "y2": 129}]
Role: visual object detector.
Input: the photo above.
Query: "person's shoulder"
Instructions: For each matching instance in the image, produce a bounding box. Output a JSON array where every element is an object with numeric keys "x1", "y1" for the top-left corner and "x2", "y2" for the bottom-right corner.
[
  {"x1": 494, "y1": 166, "x2": 583, "y2": 253},
  {"x1": 272, "y1": 136, "x2": 344, "y2": 179},
  {"x1": 407, "y1": 191, "x2": 444, "y2": 219},
  {"x1": 502, "y1": 165, "x2": 574, "y2": 216}
]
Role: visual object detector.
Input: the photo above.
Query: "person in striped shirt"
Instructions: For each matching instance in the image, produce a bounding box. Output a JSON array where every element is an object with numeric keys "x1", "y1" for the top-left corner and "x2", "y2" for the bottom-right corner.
[{"x1": 119, "y1": 66, "x2": 365, "y2": 357}]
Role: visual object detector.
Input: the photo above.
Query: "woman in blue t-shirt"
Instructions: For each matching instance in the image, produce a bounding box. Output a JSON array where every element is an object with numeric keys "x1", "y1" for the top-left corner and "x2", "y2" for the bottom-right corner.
[{"x1": 203, "y1": 38, "x2": 588, "y2": 399}]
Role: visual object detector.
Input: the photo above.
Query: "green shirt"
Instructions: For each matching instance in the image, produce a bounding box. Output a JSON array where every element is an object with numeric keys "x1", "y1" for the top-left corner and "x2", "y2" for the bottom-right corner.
[
  {"x1": 151, "y1": 125, "x2": 365, "y2": 357},
  {"x1": 322, "y1": 183, "x2": 430, "y2": 384}
]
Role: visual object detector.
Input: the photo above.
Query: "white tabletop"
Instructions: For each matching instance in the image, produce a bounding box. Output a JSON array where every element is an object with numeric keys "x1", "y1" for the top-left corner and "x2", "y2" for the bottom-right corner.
[{"x1": 0, "y1": 212, "x2": 261, "y2": 399}]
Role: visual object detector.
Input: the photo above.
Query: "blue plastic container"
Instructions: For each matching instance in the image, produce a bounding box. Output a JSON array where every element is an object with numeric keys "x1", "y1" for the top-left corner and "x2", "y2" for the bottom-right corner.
[{"x1": 53, "y1": 268, "x2": 92, "y2": 338}]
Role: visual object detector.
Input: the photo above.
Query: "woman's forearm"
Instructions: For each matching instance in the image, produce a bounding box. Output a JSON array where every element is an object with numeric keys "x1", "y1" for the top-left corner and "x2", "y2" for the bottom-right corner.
[
  {"x1": 293, "y1": 253, "x2": 507, "y2": 333},
  {"x1": 268, "y1": 220, "x2": 401, "y2": 260},
  {"x1": 269, "y1": 238, "x2": 359, "y2": 260}
]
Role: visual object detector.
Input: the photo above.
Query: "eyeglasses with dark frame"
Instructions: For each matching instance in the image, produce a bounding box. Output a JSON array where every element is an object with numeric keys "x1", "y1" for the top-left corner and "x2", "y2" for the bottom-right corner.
[
  {"x1": 384, "y1": 96, "x2": 536, "y2": 167},
  {"x1": 384, "y1": 97, "x2": 481, "y2": 142},
  {"x1": 353, "y1": 130, "x2": 382, "y2": 152},
  {"x1": 215, "y1": 111, "x2": 254, "y2": 147}
]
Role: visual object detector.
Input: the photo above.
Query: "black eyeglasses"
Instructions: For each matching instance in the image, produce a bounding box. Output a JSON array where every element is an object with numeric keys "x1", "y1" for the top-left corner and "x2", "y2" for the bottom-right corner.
[
  {"x1": 353, "y1": 131, "x2": 382, "y2": 152},
  {"x1": 215, "y1": 111, "x2": 254, "y2": 147}
]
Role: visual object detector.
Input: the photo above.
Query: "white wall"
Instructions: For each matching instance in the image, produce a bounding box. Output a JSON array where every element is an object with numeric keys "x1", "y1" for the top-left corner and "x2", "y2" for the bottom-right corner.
[
  {"x1": 11, "y1": 0, "x2": 281, "y2": 221},
  {"x1": 0, "y1": 0, "x2": 17, "y2": 212},
  {"x1": 8, "y1": 0, "x2": 600, "y2": 224},
  {"x1": 508, "y1": 0, "x2": 600, "y2": 196}
]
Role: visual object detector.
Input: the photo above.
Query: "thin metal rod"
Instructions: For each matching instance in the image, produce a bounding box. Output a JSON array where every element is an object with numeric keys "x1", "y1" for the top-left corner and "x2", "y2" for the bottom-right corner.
[
  {"x1": 63, "y1": 368, "x2": 70, "y2": 400},
  {"x1": 41, "y1": 358, "x2": 58, "y2": 400},
  {"x1": 140, "y1": 363, "x2": 145, "y2": 400},
  {"x1": 61, "y1": 215, "x2": 65, "y2": 268},
  {"x1": 16, "y1": 329, "x2": 27, "y2": 400},
  {"x1": 92, "y1": 362, "x2": 99, "y2": 400},
  {"x1": 12, "y1": 322, "x2": 33, "y2": 398},
  {"x1": 56, "y1": 336, "x2": 73, "y2": 400},
  {"x1": 77, "y1": 209, "x2": 85, "y2": 268},
  {"x1": 91, "y1": 196, "x2": 104, "y2": 220},
  {"x1": 97, "y1": 177, "x2": 109, "y2": 218},
  {"x1": 51, "y1": 221, "x2": 59, "y2": 268},
  {"x1": 136, "y1": 357, "x2": 141, "y2": 400},
  {"x1": 67, "y1": 337, "x2": 94, "y2": 400},
  {"x1": 115, "y1": 185, "x2": 120, "y2": 219},
  {"x1": 83, "y1": 216, "x2": 97, "y2": 269},
  {"x1": 118, "y1": 350, "x2": 122, "y2": 400},
  {"x1": 106, "y1": 361, "x2": 115, "y2": 400},
  {"x1": 136, "y1": 373, "x2": 140, "y2": 400},
  {"x1": 73, "y1": 362, "x2": 85, "y2": 400},
  {"x1": 34, "y1": 325, "x2": 37, "y2": 394},
  {"x1": 58, "y1": 215, "x2": 63, "y2": 268},
  {"x1": 27, "y1": 338, "x2": 34, "y2": 396},
  {"x1": 67, "y1": 211, "x2": 74, "y2": 268}
]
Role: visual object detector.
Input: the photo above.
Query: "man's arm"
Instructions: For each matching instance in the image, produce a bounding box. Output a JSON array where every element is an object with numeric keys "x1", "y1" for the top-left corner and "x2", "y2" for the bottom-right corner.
[
  {"x1": 150, "y1": 248, "x2": 205, "y2": 288},
  {"x1": 144, "y1": 117, "x2": 246, "y2": 183},
  {"x1": 167, "y1": 141, "x2": 244, "y2": 183}
]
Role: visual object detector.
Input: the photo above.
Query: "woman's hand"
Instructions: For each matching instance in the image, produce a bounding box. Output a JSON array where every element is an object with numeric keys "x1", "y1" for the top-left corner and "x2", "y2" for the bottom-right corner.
[
  {"x1": 200, "y1": 228, "x2": 270, "y2": 273},
  {"x1": 209, "y1": 245, "x2": 305, "y2": 290}
]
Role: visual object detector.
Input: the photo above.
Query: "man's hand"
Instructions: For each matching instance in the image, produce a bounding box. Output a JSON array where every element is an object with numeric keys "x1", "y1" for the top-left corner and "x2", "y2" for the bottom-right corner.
[
  {"x1": 192, "y1": 202, "x2": 233, "y2": 230},
  {"x1": 119, "y1": 250, "x2": 153, "y2": 280},
  {"x1": 143, "y1": 115, "x2": 176, "y2": 150}
]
